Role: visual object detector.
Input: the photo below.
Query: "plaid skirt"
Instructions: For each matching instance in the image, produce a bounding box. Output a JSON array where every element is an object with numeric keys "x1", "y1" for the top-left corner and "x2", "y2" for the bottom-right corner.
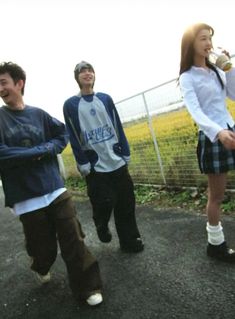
[{"x1": 197, "y1": 128, "x2": 235, "y2": 174}]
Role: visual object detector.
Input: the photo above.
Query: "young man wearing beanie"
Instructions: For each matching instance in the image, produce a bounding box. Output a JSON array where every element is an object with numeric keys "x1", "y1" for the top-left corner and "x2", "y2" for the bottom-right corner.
[
  {"x1": 0, "y1": 62, "x2": 103, "y2": 306},
  {"x1": 63, "y1": 61, "x2": 144, "y2": 253}
]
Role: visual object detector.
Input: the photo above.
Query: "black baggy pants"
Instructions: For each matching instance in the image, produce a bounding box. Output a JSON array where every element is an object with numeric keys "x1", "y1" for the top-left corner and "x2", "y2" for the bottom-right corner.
[{"x1": 85, "y1": 165, "x2": 141, "y2": 245}]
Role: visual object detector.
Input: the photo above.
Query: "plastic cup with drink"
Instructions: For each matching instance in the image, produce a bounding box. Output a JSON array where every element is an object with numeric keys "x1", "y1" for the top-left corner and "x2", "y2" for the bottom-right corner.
[{"x1": 209, "y1": 47, "x2": 233, "y2": 71}]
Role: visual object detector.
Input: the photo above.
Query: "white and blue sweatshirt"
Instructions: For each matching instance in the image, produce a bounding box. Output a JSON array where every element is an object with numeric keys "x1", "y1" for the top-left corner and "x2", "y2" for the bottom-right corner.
[
  {"x1": 0, "y1": 105, "x2": 68, "y2": 207},
  {"x1": 63, "y1": 93, "x2": 130, "y2": 176}
]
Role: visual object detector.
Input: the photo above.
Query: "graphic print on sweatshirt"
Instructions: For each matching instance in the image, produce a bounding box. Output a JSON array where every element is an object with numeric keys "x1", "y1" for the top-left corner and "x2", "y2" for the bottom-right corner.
[
  {"x1": 78, "y1": 95, "x2": 125, "y2": 171},
  {"x1": 4, "y1": 123, "x2": 43, "y2": 147},
  {"x1": 0, "y1": 107, "x2": 43, "y2": 147}
]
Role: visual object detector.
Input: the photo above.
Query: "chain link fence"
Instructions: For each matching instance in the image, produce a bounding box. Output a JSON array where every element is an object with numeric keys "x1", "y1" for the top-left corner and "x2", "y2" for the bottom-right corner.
[{"x1": 115, "y1": 79, "x2": 204, "y2": 188}]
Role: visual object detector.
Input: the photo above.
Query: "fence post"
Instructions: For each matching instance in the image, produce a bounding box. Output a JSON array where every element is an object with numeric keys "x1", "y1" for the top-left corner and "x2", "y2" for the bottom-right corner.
[
  {"x1": 142, "y1": 92, "x2": 166, "y2": 185},
  {"x1": 57, "y1": 154, "x2": 67, "y2": 180}
]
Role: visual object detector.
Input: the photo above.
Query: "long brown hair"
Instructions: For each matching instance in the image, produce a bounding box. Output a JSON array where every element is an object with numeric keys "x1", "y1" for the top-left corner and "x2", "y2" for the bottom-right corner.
[{"x1": 179, "y1": 23, "x2": 224, "y2": 89}]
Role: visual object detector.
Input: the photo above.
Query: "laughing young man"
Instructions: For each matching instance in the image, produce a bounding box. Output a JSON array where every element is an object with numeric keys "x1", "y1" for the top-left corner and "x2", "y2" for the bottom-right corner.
[{"x1": 0, "y1": 62, "x2": 103, "y2": 306}]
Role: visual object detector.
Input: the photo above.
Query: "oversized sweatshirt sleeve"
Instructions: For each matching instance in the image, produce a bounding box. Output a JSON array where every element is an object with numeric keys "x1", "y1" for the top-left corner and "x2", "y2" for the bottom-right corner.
[
  {"x1": 0, "y1": 112, "x2": 68, "y2": 170},
  {"x1": 226, "y1": 67, "x2": 235, "y2": 100},
  {"x1": 63, "y1": 100, "x2": 91, "y2": 176},
  {"x1": 0, "y1": 142, "x2": 53, "y2": 169},
  {"x1": 108, "y1": 96, "x2": 130, "y2": 162},
  {"x1": 42, "y1": 113, "x2": 68, "y2": 155},
  {"x1": 179, "y1": 73, "x2": 223, "y2": 142}
]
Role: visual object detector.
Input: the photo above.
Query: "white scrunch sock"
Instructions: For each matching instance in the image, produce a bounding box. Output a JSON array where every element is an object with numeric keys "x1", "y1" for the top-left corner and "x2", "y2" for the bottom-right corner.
[{"x1": 206, "y1": 221, "x2": 225, "y2": 246}]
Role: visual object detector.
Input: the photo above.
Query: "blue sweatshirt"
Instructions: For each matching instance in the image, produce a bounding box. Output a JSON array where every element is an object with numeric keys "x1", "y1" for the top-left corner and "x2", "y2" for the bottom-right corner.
[
  {"x1": 63, "y1": 92, "x2": 130, "y2": 176},
  {"x1": 0, "y1": 105, "x2": 68, "y2": 207}
]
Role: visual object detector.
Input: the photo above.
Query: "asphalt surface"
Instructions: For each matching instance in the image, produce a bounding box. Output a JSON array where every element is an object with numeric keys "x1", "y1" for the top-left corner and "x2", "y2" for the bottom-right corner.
[{"x1": 1, "y1": 186, "x2": 235, "y2": 319}]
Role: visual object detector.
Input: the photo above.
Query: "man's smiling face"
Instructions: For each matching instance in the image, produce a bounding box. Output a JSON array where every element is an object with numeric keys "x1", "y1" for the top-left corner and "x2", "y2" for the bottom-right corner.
[{"x1": 0, "y1": 73, "x2": 24, "y2": 108}]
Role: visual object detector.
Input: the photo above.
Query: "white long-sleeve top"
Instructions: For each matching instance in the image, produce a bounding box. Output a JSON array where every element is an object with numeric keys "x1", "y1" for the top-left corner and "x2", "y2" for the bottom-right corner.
[{"x1": 179, "y1": 66, "x2": 235, "y2": 142}]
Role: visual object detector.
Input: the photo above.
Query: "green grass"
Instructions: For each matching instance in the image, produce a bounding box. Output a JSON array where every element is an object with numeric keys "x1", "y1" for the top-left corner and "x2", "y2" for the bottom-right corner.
[{"x1": 65, "y1": 176, "x2": 235, "y2": 215}]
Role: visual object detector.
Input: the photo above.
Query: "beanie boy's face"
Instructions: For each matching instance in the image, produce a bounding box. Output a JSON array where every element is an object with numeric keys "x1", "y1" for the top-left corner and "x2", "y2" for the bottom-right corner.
[{"x1": 78, "y1": 67, "x2": 95, "y2": 89}]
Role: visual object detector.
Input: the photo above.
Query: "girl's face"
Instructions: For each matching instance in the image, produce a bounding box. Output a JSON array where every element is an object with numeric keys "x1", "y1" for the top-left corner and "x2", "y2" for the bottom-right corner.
[{"x1": 193, "y1": 28, "x2": 213, "y2": 59}]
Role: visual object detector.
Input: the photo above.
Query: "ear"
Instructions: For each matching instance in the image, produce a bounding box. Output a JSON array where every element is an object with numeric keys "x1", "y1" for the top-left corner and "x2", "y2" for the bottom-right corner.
[
  {"x1": 16, "y1": 79, "x2": 25, "y2": 92},
  {"x1": 16, "y1": 80, "x2": 24, "y2": 89}
]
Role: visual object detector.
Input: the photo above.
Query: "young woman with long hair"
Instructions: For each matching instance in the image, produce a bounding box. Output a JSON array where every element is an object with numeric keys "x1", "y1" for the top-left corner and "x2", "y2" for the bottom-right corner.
[{"x1": 179, "y1": 23, "x2": 235, "y2": 262}]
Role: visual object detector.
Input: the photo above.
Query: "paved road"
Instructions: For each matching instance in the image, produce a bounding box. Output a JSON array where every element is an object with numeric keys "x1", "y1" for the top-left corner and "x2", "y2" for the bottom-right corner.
[{"x1": 1, "y1": 187, "x2": 235, "y2": 319}]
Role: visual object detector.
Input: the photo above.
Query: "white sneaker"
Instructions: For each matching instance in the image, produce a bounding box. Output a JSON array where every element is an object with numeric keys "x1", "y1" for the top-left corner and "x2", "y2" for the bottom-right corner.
[
  {"x1": 35, "y1": 272, "x2": 51, "y2": 284},
  {"x1": 86, "y1": 293, "x2": 103, "y2": 306}
]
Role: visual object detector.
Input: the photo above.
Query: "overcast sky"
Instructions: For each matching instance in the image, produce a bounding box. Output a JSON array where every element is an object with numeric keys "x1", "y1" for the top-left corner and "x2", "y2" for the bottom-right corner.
[{"x1": 1, "y1": 0, "x2": 235, "y2": 121}]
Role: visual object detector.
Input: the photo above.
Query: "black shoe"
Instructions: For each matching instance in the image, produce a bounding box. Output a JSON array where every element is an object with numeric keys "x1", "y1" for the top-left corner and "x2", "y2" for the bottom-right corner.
[
  {"x1": 120, "y1": 238, "x2": 144, "y2": 253},
  {"x1": 207, "y1": 241, "x2": 235, "y2": 262},
  {"x1": 96, "y1": 226, "x2": 112, "y2": 243}
]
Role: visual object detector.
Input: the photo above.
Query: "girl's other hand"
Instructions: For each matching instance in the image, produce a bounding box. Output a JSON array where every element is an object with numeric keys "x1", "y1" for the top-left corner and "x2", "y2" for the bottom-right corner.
[{"x1": 218, "y1": 129, "x2": 235, "y2": 149}]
